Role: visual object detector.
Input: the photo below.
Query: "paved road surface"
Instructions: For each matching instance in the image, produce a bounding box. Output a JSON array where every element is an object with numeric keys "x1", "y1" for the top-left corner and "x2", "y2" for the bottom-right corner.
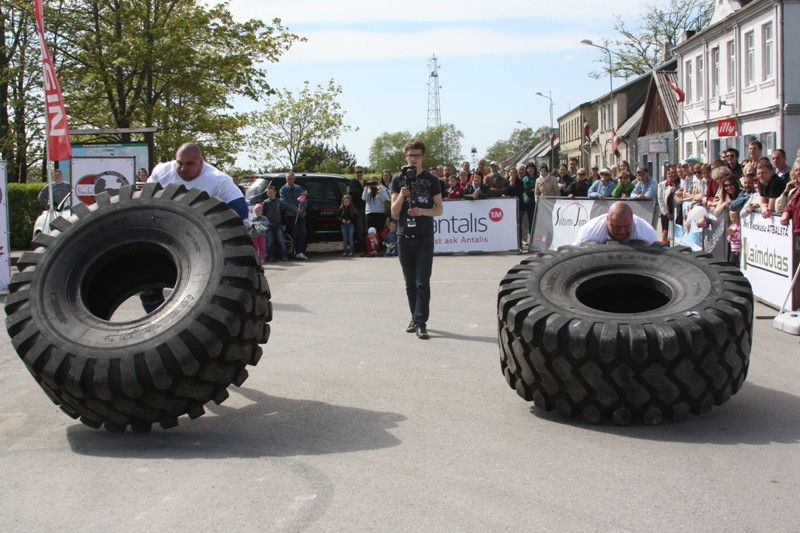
[{"x1": 1, "y1": 248, "x2": 799, "y2": 532}]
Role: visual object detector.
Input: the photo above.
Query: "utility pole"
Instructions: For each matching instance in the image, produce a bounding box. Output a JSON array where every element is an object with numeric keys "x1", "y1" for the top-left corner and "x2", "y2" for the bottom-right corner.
[
  {"x1": 427, "y1": 55, "x2": 441, "y2": 129},
  {"x1": 536, "y1": 91, "x2": 554, "y2": 170}
]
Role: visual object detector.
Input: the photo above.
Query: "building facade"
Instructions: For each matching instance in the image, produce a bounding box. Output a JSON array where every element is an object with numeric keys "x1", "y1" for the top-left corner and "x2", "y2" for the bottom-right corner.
[{"x1": 673, "y1": 0, "x2": 800, "y2": 162}]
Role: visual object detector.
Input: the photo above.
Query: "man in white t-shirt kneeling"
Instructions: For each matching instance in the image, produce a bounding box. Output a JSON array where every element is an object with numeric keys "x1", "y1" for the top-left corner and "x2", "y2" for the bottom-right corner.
[{"x1": 574, "y1": 201, "x2": 657, "y2": 246}]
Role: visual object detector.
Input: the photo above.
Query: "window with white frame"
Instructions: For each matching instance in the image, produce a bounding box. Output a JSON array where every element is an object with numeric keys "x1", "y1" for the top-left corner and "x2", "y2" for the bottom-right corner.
[
  {"x1": 762, "y1": 22, "x2": 774, "y2": 80},
  {"x1": 685, "y1": 59, "x2": 693, "y2": 103},
  {"x1": 726, "y1": 40, "x2": 736, "y2": 92},
  {"x1": 696, "y1": 54, "x2": 704, "y2": 100},
  {"x1": 686, "y1": 141, "x2": 694, "y2": 159},
  {"x1": 711, "y1": 47, "x2": 720, "y2": 97},
  {"x1": 745, "y1": 30, "x2": 755, "y2": 86}
]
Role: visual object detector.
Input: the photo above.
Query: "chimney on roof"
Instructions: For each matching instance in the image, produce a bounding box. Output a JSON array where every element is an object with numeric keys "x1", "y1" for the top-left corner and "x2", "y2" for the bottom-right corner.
[
  {"x1": 681, "y1": 30, "x2": 696, "y2": 42},
  {"x1": 661, "y1": 41, "x2": 674, "y2": 62}
]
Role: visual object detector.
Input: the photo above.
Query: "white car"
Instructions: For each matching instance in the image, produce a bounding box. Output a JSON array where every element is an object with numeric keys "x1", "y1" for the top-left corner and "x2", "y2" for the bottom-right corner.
[{"x1": 32, "y1": 192, "x2": 71, "y2": 240}]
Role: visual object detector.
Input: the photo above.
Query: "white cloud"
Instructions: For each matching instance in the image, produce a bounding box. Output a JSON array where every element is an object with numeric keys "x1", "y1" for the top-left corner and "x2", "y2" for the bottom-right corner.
[
  {"x1": 228, "y1": 0, "x2": 645, "y2": 25},
  {"x1": 273, "y1": 27, "x2": 608, "y2": 64}
]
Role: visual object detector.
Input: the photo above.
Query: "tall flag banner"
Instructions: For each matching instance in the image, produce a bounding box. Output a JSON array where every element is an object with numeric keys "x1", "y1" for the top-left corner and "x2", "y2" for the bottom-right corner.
[
  {"x1": 550, "y1": 130, "x2": 556, "y2": 149},
  {"x1": 666, "y1": 78, "x2": 686, "y2": 103},
  {"x1": 583, "y1": 118, "x2": 592, "y2": 143},
  {"x1": 611, "y1": 130, "x2": 622, "y2": 158},
  {"x1": 33, "y1": 0, "x2": 71, "y2": 161}
]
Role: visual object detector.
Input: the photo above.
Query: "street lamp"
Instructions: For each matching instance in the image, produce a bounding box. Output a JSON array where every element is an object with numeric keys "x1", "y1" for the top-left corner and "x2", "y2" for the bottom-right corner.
[
  {"x1": 535, "y1": 91, "x2": 554, "y2": 169},
  {"x1": 516, "y1": 120, "x2": 530, "y2": 129},
  {"x1": 581, "y1": 39, "x2": 614, "y2": 165},
  {"x1": 581, "y1": 39, "x2": 613, "y2": 127}
]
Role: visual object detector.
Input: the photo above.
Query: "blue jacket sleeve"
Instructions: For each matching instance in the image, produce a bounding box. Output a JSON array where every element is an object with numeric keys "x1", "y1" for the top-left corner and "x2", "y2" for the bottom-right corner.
[{"x1": 227, "y1": 197, "x2": 250, "y2": 220}]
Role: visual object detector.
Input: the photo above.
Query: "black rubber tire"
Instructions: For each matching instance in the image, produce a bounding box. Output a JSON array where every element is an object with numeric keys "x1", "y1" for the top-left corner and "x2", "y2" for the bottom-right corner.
[
  {"x1": 5, "y1": 183, "x2": 272, "y2": 432},
  {"x1": 497, "y1": 242, "x2": 753, "y2": 425}
]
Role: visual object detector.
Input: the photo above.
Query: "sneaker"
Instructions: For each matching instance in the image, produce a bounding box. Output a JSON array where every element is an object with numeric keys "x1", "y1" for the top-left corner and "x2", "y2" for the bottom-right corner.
[
  {"x1": 415, "y1": 323, "x2": 430, "y2": 340},
  {"x1": 405, "y1": 320, "x2": 416, "y2": 333},
  {"x1": 295, "y1": 252, "x2": 308, "y2": 260}
]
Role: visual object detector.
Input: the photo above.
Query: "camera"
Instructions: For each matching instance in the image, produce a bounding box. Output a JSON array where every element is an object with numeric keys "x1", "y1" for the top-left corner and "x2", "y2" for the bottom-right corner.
[{"x1": 401, "y1": 165, "x2": 417, "y2": 186}]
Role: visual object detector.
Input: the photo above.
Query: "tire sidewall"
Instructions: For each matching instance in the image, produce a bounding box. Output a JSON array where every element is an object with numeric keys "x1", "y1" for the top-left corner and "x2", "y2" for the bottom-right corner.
[
  {"x1": 522, "y1": 243, "x2": 727, "y2": 323},
  {"x1": 30, "y1": 195, "x2": 224, "y2": 355}
]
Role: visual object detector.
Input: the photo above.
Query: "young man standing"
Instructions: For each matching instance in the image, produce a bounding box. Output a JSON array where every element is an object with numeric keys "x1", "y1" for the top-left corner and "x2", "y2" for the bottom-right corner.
[{"x1": 390, "y1": 139, "x2": 443, "y2": 340}]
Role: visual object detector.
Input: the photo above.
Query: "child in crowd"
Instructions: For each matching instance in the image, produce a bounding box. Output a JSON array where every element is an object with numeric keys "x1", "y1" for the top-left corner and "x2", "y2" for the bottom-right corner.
[
  {"x1": 727, "y1": 209, "x2": 741, "y2": 266},
  {"x1": 383, "y1": 219, "x2": 398, "y2": 256},
  {"x1": 249, "y1": 203, "x2": 269, "y2": 262},
  {"x1": 338, "y1": 194, "x2": 357, "y2": 256},
  {"x1": 366, "y1": 227, "x2": 381, "y2": 257}
]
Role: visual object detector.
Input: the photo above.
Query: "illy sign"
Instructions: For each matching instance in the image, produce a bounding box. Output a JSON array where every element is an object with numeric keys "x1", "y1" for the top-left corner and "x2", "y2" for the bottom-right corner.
[{"x1": 718, "y1": 118, "x2": 737, "y2": 137}]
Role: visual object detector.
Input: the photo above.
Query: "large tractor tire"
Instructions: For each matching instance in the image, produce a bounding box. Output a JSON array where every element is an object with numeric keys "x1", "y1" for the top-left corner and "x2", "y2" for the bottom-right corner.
[
  {"x1": 497, "y1": 242, "x2": 753, "y2": 425},
  {"x1": 5, "y1": 183, "x2": 272, "y2": 432}
]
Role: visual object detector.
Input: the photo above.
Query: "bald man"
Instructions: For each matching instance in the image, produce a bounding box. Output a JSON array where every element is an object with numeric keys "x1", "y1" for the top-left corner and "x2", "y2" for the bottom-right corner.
[
  {"x1": 147, "y1": 142, "x2": 248, "y2": 220},
  {"x1": 574, "y1": 201, "x2": 658, "y2": 245}
]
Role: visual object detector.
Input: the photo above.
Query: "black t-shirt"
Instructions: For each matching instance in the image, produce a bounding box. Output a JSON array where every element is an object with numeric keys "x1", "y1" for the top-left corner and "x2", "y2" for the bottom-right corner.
[
  {"x1": 390, "y1": 170, "x2": 441, "y2": 237},
  {"x1": 349, "y1": 178, "x2": 365, "y2": 209},
  {"x1": 759, "y1": 174, "x2": 786, "y2": 199}
]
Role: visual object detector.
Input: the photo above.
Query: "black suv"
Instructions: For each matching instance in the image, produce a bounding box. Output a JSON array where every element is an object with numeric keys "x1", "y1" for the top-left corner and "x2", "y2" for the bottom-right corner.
[{"x1": 244, "y1": 173, "x2": 352, "y2": 243}]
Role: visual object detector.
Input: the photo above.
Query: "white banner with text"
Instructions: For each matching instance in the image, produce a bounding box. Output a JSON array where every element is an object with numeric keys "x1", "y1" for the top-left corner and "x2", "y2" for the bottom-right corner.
[
  {"x1": 530, "y1": 197, "x2": 659, "y2": 251},
  {"x1": 740, "y1": 213, "x2": 794, "y2": 308},
  {"x1": 434, "y1": 198, "x2": 518, "y2": 253}
]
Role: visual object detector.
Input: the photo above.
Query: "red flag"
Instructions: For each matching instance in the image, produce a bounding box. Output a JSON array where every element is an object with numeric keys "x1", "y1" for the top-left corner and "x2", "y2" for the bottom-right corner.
[
  {"x1": 550, "y1": 130, "x2": 556, "y2": 149},
  {"x1": 611, "y1": 130, "x2": 622, "y2": 158},
  {"x1": 33, "y1": 0, "x2": 71, "y2": 161},
  {"x1": 666, "y1": 77, "x2": 685, "y2": 103},
  {"x1": 583, "y1": 118, "x2": 592, "y2": 142}
]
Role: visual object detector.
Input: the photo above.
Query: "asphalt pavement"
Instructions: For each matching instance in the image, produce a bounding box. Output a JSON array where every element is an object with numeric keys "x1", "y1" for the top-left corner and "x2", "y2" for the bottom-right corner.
[{"x1": 1, "y1": 246, "x2": 799, "y2": 532}]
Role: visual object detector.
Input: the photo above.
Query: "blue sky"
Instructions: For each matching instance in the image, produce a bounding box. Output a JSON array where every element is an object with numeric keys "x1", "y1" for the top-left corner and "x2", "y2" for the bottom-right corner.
[{"x1": 227, "y1": 0, "x2": 651, "y2": 170}]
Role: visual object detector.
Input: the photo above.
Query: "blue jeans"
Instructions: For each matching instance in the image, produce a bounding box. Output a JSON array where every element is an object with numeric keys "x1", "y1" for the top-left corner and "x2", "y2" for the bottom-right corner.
[
  {"x1": 397, "y1": 234, "x2": 434, "y2": 326},
  {"x1": 265, "y1": 223, "x2": 287, "y2": 259},
  {"x1": 285, "y1": 214, "x2": 306, "y2": 254},
  {"x1": 341, "y1": 223, "x2": 354, "y2": 253}
]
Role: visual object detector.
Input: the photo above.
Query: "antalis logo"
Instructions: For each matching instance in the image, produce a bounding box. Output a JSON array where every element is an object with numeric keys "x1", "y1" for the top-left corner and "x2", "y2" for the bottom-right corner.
[
  {"x1": 434, "y1": 212, "x2": 489, "y2": 234},
  {"x1": 742, "y1": 237, "x2": 790, "y2": 276}
]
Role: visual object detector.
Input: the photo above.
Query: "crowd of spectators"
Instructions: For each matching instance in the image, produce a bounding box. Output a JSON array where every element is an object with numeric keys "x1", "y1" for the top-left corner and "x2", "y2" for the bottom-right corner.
[{"x1": 167, "y1": 140, "x2": 798, "y2": 261}]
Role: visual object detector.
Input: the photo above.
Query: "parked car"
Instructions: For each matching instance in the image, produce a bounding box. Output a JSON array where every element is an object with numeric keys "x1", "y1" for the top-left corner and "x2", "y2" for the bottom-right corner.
[
  {"x1": 244, "y1": 173, "x2": 352, "y2": 243},
  {"x1": 32, "y1": 192, "x2": 71, "y2": 240}
]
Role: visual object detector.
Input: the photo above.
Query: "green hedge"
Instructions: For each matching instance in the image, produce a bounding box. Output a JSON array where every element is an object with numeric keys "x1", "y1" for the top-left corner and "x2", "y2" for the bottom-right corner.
[{"x1": 7, "y1": 183, "x2": 47, "y2": 250}]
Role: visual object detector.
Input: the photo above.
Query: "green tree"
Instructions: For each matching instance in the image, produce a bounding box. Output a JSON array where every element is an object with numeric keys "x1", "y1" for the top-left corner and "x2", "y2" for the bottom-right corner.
[
  {"x1": 485, "y1": 126, "x2": 548, "y2": 164},
  {"x1": 591, "y1": 0, "x2": 715, "y2": 79},
  {"x1": 417, "y1": 124, "x2": 464, "y2": 169},
  {"x1": 369, "y1": 124, "x2": 464, "y2": 173},
  {"x1": 295, "y1": 141, "x2": 357, "y2": 173},
  {"x1": 1, "y1": 0, "x2": 45, "y2": 182},
  {"x1": 36, "y1": 0, "x2": 301, "y2": 166},
  {"x1": 368, "y1": 130, "x2": 411, "y2": 174},
  {"x1": 247, "y1": 79, "x2": 353, "y2": 169}
]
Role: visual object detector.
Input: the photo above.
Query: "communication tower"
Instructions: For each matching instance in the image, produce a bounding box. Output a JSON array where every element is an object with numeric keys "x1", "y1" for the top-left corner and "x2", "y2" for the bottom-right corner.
[{"x1": 427, "y1": 55, "x2": 441, "y2": 129}]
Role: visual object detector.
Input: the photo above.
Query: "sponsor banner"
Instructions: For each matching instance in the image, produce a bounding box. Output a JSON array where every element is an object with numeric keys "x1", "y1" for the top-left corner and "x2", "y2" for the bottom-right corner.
[
  {"x1": 0, "y1": 161, "x2": 8, "y2": 291},
  {"x1": 550, "y1": 199, "x2": 593, "y2": 249},
  {"x1": 70, "y1": 157, "x2": 135, "y2": 205},
  {"x1": 673, "y1": 203, "x2": 727, "y2": 260},
  {"x1": 530, "y1": 197, "x2": 659, "y2": 251},
  {"x1": 740, "y1": 213, "x2": 793, "y2": 308},
  {"x1": 718, "y1": 118, "x2": 736, "y2": 137},
  {"x1": 34, "y1": 0, "x2": 71, "y2": 162},
  {"x1": 69, "y1": 143, "x2": 150, "y2": 184},
  {"x1": 433, "y1": 198, "x2": 518, "y2": 253}
]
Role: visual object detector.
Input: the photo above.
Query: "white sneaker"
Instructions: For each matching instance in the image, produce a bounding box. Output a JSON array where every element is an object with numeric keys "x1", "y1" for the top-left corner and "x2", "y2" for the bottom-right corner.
[{"x1": 295, "y1": 252, "x2": 308, "y2": 260}]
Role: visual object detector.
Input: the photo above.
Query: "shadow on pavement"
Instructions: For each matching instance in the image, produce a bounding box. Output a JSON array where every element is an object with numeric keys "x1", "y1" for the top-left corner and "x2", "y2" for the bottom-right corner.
[
  {"x1": 527, "y1": 382, "x2": 800, "y2": 445},
  {"x1": 66, "y1": 386, "x2": 405, "y2": 459}
]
